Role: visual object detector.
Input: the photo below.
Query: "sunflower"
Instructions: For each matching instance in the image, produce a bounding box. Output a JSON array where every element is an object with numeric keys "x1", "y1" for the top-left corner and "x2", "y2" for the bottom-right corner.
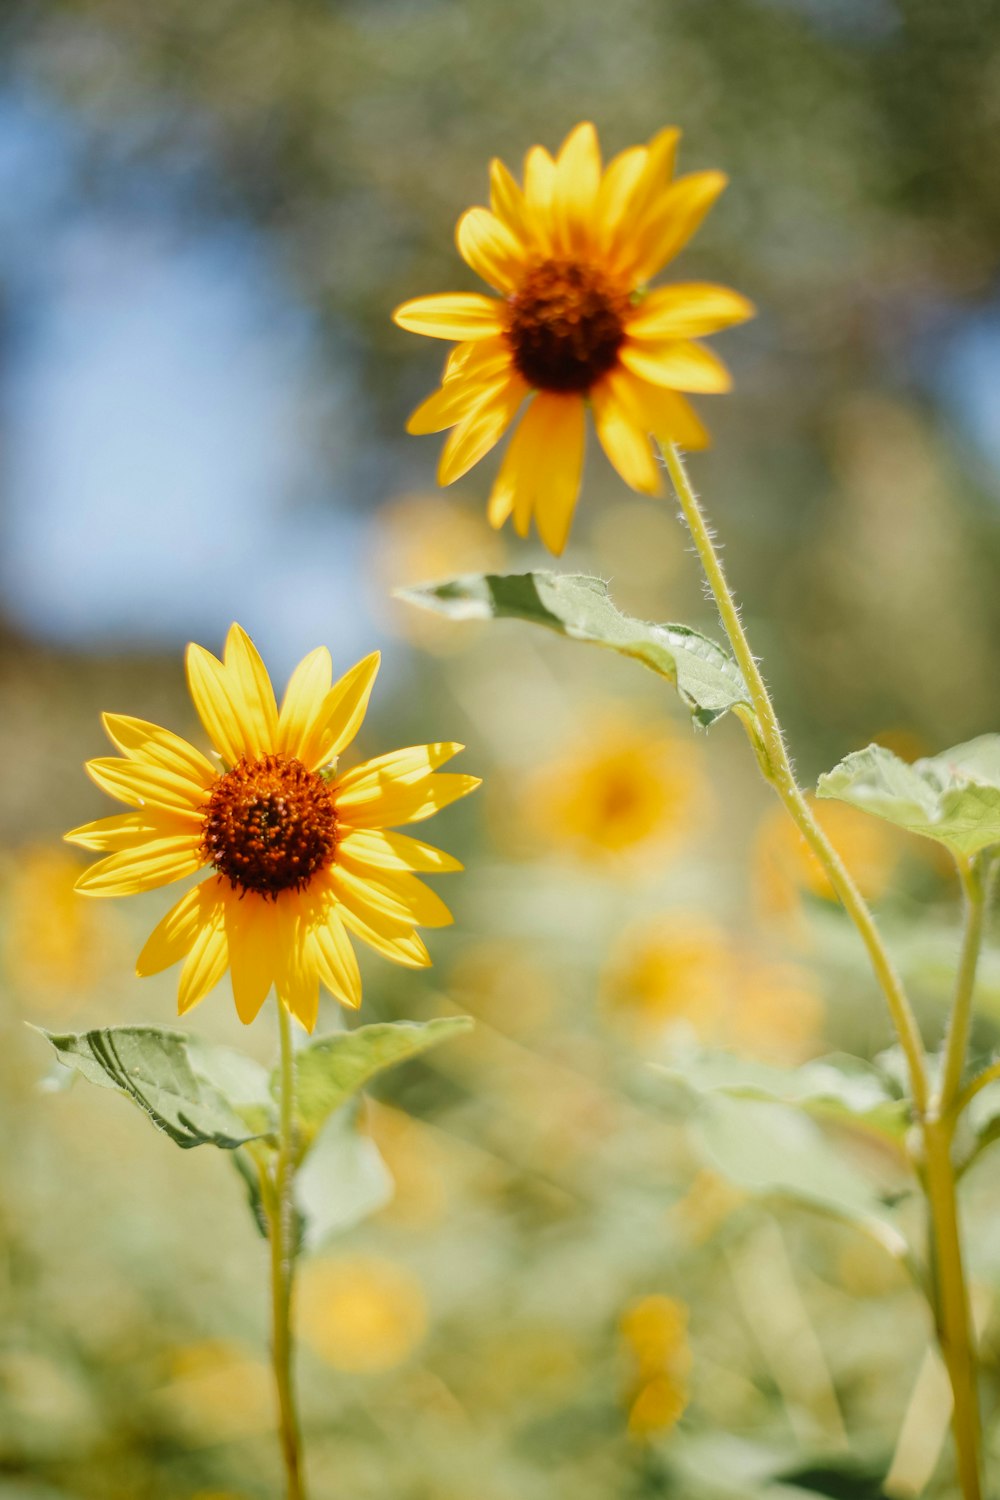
[
  {"x1": 66, "y1": 624, "x2": 479, "y2": 1031},
  {"x1": 393, "y1": 121, "x2": 753, "y2": 555}
]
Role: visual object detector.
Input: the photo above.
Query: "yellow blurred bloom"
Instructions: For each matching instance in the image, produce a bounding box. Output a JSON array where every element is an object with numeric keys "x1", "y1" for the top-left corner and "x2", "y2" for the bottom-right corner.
[
  {"x1": 67, "y1": 623, "x2": 478, "y2": 1029},
  {"x1": 605, "y1": 916, "x2": 824, "y2": 1064},
  {"x1": 367, "y1": 1100, "x2": 450, "y2": 1228},
  {"x1": 371, "y1": 491, "x2": 507, "y2": 652},
  {"x1": 155, "y1": 1341, "x2": 273, "y2": 1444},
  {"x1": 522, "y1": 716, "x2": 708, "y2": 861},
  {"x1": 620, "y1": 1295, "x2": 691, "y2": 1438},
  {"x1": 394, "y1": 122, "x2": 753, "y2": 554},
  {"x1": 297, "y1": 1255, "x2": 428, "y2": 1373},
  {"x1": 1, "y1": 846, "x2": 123, "y2": 1011},
  {"x1": 753, "y1": 796, "x2": 900, "y2": 927},
  {"x1": 670, "y1": 1169, "x2": 746, "y2": 1246}
]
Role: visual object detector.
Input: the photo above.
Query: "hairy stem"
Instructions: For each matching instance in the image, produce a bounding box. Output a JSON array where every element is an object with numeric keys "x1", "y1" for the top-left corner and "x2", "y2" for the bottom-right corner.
[
  {"x1": 661, "y1": 440, "x2": 985, "y2": 1497},
  {"x1": 267, "y1": 999, "x2": 308, "y2": 1500}
]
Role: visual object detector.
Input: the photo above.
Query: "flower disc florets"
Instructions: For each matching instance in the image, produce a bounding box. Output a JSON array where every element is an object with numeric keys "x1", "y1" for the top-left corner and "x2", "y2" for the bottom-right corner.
[
  {"x1": 201, "y1": 753, "x2": 338, "y2": 897},
  {"x1": 505, "y1": 258, "x2": 630, "y2": 393}
]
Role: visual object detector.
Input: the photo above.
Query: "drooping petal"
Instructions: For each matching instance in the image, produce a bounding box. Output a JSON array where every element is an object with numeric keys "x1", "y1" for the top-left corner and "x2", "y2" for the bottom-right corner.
[
  {"x1": 339, "y1": 905, "x2": 431, "y2": 969},
  {"x1": 619, "y1": 338, "x2": 732, "y2": 392},
  {"x1": 437, "y1": 375, "x2": 527, "y2": 485},
  {"x1": 272, "y1": 895, "x2": 319, "y2": 1031},
  {"x1": 456, "y1": 207, "x2": 526, "y2": 292},
  {"x1": 177, "y1": 886, "x2": 229, "y2": 1014},
  {"x1": 626, "y1": 283, "x2": 755, "y2": 340},
  {"x1": 407, "y1": 372, "x2": 510, "y2": 436},
  {"x1": 85, "y1": 757, "x2": 208, "y2": 816},
  {"x1": 224, "y1": 887, "x2": 277, "y2": 1024},
  {"x1": 310, "y1": 905, "x2": 362, "y2": 1010},
  {"x1": 100, "y1": 715, "x2": 217, "y2": 786},
  {"x1": 337, "y1": 827, "x2": 463, "y2": 874},
  {"x1": 275, "y1": 645, "x2": 333, "y2": 760},
  {"x1": 334, "y1": 857, "x2": 455, "y2": 928},
  {"x1": 617, "y1": 377, "x2": 711, "y2": 452},
  {"x1": 135, "y1": 878, "x2": 220, "y2": 977},
  {"x1": 591, "y1": 373, "x2": 663, "y2": 495},
  {"x1": 74, "y1": 836, "x2": 205, "y2": 897},
  {"x1": 527, "y1": 394, "x2": 587, "y2": 556},
  {"x1": 444, "y1": 336, "x2": 511, "y2": 384},
  {"x1": 392, "y1": 293, "x2": 505, "y2": 340}
]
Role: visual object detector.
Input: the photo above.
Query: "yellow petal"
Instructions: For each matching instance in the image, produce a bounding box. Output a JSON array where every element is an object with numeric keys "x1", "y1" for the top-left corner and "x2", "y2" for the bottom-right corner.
[
  {"x1": 221, "y1": 624, "x2": 279, "y2": 758},
  {"x1": 619, "y1": 339, "x2": 732, "y2": 392},
  {"x1": 328, "y1": 865, "x2": 415, "y2": 933},
  {"x1": 66, "y1": 809, "x2": 200, "y2": 852},
  {"x1": 275, "y1": 645, "x2": 333, "y2": 759},
  {"x1": 523, "y1": 145, "x2": 557, "y2": 220},
  {"x1": 393, "y1": 293, "x2": 504, "y2": 340},
  {"x1": 273, "y1": 897, "x2": 320, "y2": 1031},
  {"x1": 339, "y1": 906, "x2": 431, "y2": 969},
  {"x1": 437, "y1": 376, "x2": 527, "y2": 485},
  {"x1": 85, "y1": 757, "x2": 208, "y2": 815},
  {"x1": 185, "y1": 643, "x2": 247, "y2": 767},
  {"x1": 527, "y1": 393, "x2": 586, "y2": 556},
  {"x1": 336, "y1": 773, "x2": 482, "y2": 829},
  {"x1": 591, "y1": 374, "x2": 663, "y2": 495},
  {"x1": 595, "y1": 146, "x2": 649, "y2": 244},
  {"x1": 334, "y1": 858, "x2": 455, "y2": 928},
  {"x1": 310, "y1": 907, "x2": 362, "y2": 1010},
  {"x1": 177, "y1": 889, "x2": 229, "y2": 1015},
  {"x1": 136, "y1": 879, "x2": 220, "y2": 977},
  {"x1": 626, "y1": 283, "x2": 755, "y2": 340},
  {"x1": 627, "y1": 170, "x2": 728, "y2": 283},
  {"x1": 101, "y1": 714, "x2": 217, "y2": 786},
  {"x1": 74, "y1": 836, "x2": 205, "y2": 896},
  {"x1": 337, "y1": 828, "x2": 462, "y2": 874},
  {"x1": 407, "y1": 372, "x2": 509, "y2": 436},
  {"x1": 303, "y1": 650, "x2": 381, "y2": 769},
  {"x1": 489, "y1": 156, "x2": 533, "y2": 244},
  {"x1": 224, "y1": 887, "x2": 276, "y2": 1024},
  {"x1": 456, "y1": 207, "x2": 525, "y2": 292},
  {"x1": 553, "y1": 122, "x2": 601, "y2": 254},
  {"x1": 335, "y1": 742, "x2": 464, "y2": 803},
  {"x1": 617, "y1": 377, "x2": 711, "y2": 452}
]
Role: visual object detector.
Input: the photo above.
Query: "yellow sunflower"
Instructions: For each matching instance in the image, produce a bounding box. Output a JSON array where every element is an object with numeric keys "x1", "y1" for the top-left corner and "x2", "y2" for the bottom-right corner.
[
  {"x1": 66, "y1": 624, "x2": 479, "y2": 1031},
  {"x1": 393, "y1": 121, "x2": 753, "y2": 554}
]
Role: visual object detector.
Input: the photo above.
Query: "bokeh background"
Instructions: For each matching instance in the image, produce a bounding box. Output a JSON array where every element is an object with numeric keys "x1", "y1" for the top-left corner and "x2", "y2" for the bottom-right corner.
[{"x1": 3, "y1": 2, "x2": 1000, "y2": 1496}]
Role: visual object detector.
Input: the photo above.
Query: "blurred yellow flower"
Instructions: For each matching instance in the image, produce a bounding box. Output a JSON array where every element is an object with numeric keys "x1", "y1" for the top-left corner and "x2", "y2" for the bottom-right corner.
[
  {"x1": 1, "y1": 846, "x2": 123, "y2": 1011},
  {"x1": 298, "y1": 1255, "x2": 428, "y2": 1373},
  {"x1": 155, "y1": 1341, "x2": 273, "y2": 1444},
  {"x1": 394, "y1": 122, "x2": 753, "y2": 554},
  {"x1": 605, "y1": 916, "x2": 824, "y2": 1064},
  {"x1": 754, "y1": 796, "x2": 900, "y2": 927},
  {"x1": 620, "y1": 1295, "x2": 692, "y2": 1438},
  {"x1": 522, "y1": 716, "x2": 708, "y2": 861},
  {"x1": 66, "y1": 624, "x2": 478, "y2": 1030},
  {"x1": 371, "y1": 491, "x2": 507, "y2": 652}
]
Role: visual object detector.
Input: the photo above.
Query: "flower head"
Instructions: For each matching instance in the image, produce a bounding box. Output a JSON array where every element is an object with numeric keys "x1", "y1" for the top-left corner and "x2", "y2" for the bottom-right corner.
[
  {"x1": 67, "y1": 625, "x2": 479, "y2": 1031},
  {"x1": 394, "y1": 122, "x2": 753, "y2": 554}
]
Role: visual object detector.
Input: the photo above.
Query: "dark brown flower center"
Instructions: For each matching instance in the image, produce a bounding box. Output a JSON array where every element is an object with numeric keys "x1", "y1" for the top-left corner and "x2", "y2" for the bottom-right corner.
[
  {"x1": 201, "y1": 753, "x2": 338, "y2": 897},
  {"x1": 505, "y1": 258, "x2": 630, "y2": 393}
]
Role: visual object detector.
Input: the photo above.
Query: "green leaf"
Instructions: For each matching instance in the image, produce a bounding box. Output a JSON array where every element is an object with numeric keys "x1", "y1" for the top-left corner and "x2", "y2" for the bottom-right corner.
[
  {"x1": 295, "y1": 1103, "x2": 395, "y2": 1252},
  {"x1": 37, "y1": 1025, "x2": 272, "y2": 1150},
  {"x1": 769, "y1": 1456, "x2": 890, "y2": 1498},
  {"x1": 398, "y1": 570, "x2": 750, "y2": 727},
  {"x1": 282, "y1": 1017, "x2": 474, "y2": 1141},
  {"x1": 666, "y1": 1080, "x2": 912, "y2": 1262},
  {"x1": 657, "y1": 1049, "x2": 911, "y2": 1144},
  {"x1": 816, "y1": 737, "x2": 1000, "y2": 856}
]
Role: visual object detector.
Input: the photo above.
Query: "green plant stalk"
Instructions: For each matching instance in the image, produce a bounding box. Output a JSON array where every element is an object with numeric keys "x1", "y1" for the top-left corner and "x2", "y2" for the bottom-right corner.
[
  {"x1": 266, "y1": 999, "x2": 308, "y2": 1500},
  {"x1": 941, "y1": 859, "x2": 989, "y2": 1114},
  {"x1": 661, "y1": 440, "x2": 982, "y2": 1497}
]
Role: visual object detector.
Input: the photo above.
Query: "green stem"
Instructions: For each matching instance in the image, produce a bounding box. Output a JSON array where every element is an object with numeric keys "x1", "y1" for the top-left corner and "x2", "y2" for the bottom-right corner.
[
  {"x1": 941, "y1": 859, "x2": 990, "y2": 1115},
  {"x1": 660, "y1": 442, "x2": 928, "y2": 1114},
  {"x1": 660, "y1": 440, "x2": 986, "y2": 1497},
  {"x1": 267, "y1": 999, "x2": 308, "y2": 1500}
]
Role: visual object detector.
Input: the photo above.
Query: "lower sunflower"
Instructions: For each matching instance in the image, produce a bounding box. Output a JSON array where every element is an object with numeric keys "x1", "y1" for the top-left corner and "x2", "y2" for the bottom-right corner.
[{"x1": 67, "y1": 624, "x2": 479, "y2": 1031}]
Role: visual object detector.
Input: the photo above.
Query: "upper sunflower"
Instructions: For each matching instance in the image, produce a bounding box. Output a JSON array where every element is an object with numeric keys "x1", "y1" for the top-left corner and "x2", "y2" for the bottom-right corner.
[
  {"x1": 393, "y1": 122, "x2": 754, "y2": 555},
  {"x1": 66, "y1": 624, "x2": 479, "y2": 1032}
]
